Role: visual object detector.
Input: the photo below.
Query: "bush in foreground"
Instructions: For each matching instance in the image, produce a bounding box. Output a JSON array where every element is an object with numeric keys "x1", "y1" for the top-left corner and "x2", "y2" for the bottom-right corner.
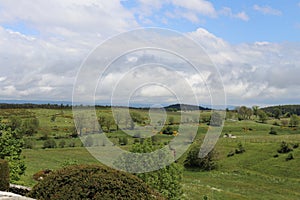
[
  {"x1": 29, "y1": 164, "x2": 164, "y2": 200},
  {"x1": 0, "y1": 159, "x2": 9, "y2": 191}
]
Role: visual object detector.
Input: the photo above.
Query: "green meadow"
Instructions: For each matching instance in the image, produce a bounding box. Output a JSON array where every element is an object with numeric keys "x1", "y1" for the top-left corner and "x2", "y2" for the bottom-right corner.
[{"x1": 1, "y1": 107, "x2": 300, "y2": 199}]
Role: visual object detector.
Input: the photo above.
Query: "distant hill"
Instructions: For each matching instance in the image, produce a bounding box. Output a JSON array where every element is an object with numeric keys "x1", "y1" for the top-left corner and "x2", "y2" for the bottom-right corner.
[
  {"x1": 164, "y1": 104, "x2": 211, "y2": 111},
  {"x1": 262, "y1": 105, "x2": 300, "y2": 116}
]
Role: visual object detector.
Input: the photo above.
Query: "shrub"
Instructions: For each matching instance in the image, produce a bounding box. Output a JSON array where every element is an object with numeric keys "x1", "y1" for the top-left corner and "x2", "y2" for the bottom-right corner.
[
  {"x1": 293, "y1": 143, "x2": 299, "y2": 149},
  {"x1": 115, "y1": 139, "x2": 183, "y2": 200},
  {"x1": 59, "y1": 140, "x2": 66, "y2": 148},
  {"x1": 0, "y1": 159, "x2": 9, "y2": 191},
  {"x1": 235, "y1": 143, "x2": 246, "y2": 154},
  {"x1": 286, "y1": 153, "x2": 294, "y2": 161},
  {"x1": 118, "y1": 137, "x2": 128, "y2": 145},
  {"x1": 33, "y1": 169, "x2": 52, "y2": 181},
  {"x1": 43, "y1": 139, "x2": 57, "y2": 149},
  {"x1": 29, "y1": 164, "x2": 164, "y2": 200},
  {"x1": 68, "y1": 141, "x2": 76, "y2": 147},
  {"x1": 227, "y1": 151, "x2": 235, "y2": 157},
  {"x1": 23, "y1": 138, "x2": 35, "y2": 149},
  {"x1": 269, "y1": 127, "x2": 277, "y2": 135},
  {"x1": 184, "y1": 145, "x2": 217, "y2": 171},
  {"x1": 277, "y1": 141, "x2": 293, "y2": 154}
]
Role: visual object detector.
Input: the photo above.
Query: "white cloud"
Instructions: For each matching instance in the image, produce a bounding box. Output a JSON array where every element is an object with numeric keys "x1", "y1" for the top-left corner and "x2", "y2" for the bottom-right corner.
[
  {"x1": 220, "y1": 7, "x2": 249, "y2": 21},
  {"x1": 132, "y1": 0, "x2": 248, "y2": 24},
  {"x1": 0, "y1": 1, "x2": 138, "y2": 101},
  {"x1": 253, "y1": 4, "x2": 282, "y2": 16},
  {"x1": 188, "y1": 29, "x2": 300, "y2": 106},
  {"x1": 0, "y1": 1, "x2": 299, "y2": 106}
]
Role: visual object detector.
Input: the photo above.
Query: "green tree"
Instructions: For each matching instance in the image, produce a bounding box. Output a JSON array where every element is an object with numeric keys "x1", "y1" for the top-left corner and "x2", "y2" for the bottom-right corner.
[
  {"x1": 8, "y1": 116, "x2": 22, "y2": 131},
  {"x1": 22, "y1": 118, "x2": 39, "y2": 136},
  {"x1": 184, "y1": 145, "x2": 217, "y2": 171},
  {"x1": 238, "y1": 106, "x2": 252, "y2": 120},
  {"x1": 273, "y1": 108, "x2": 282, "y2": 119},
  {"x1": 289, "y1": 114, "x2": 299, "y2": 127},
  {"x1": 0, "y1": 124, "x2": 26, "y2": 182},
  {"x1": 257, "y1": 110, "x2": 268, "y2": 123},
  {"x1": 116, "y1": 139, "x2": 183, "y2": 199},
  {"x1": 252, "y1": 105, "x2": 259, "y2": 117}
]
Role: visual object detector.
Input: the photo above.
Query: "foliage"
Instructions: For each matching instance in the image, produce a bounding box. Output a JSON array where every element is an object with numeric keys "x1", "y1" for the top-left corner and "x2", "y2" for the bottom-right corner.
[
  {"x1": 184, "y1": 145, "x2": 217, "y2": 171},
  {"x1": 0, "y1": 159, "x2": 9, "y2": 191},
  {"x1": 277, "y1": 141, "x2": 293, "y2": 154},
  {"x1": 23, "y1": 138, "x2": 35, "y2": 149},
  {"x1": 42, "y1": 139, "x2": 57, "y2": 149},
  {"x1": 22, "y1": 118, "x2": 39, "y2": 136},
  {"x1": 115, "y1": 139, "x2": 183, "y2": 200},
  {"x1": 273, "y1": 108, "x2": 282, "y2": 119},
  {"x1": 58, "y1": 140, "x2": 66, "y2": 148},
  {"x1": 262, "y1": 105, "x2": 300, "y2": 116},
  {"x1": 32, "y1": 169, "x2": 52, "y2": 181},
  {"x1": 29, "y1": 164, "x2": 164, "y2": 200},
  {"x1": 289, "y1": 114, "x2": 299, "y2": 127},
  {"x1": 162, "y1": 125, "x2": 178, "y2": 135},
  {"x1": 118, "y1": 137, "x2": 128, "y2": 145},
  {"x1": 286, "y1": 153, "x2": 294, "y2": 161},
  {"x1": 237, "y1": 106, "x2": 252, "y2": 120},
  {"x1": 257, "y1": 110, "x2": 268, "y2": 123},
  {"x1": 235, "y1": 143, "x2": 246, "y2": 154},
  {"x1": 252, "y1": 105, "x2": 259, "y2": 117},
  {"x1": 0, "y1": 124, "x2": 26, "y2": 182},
  {"x1": 269, "y1": 127, "x2": 277, "y2": 135}
]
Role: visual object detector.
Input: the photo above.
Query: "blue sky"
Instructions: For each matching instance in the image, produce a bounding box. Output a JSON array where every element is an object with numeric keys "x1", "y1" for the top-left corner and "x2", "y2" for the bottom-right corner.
[
  {"x1": 0, "y1": 0, "x2": 300, "y2": 106},
  {"x1": 120, "y1": 0, "x2": 300, "y2": 43}
]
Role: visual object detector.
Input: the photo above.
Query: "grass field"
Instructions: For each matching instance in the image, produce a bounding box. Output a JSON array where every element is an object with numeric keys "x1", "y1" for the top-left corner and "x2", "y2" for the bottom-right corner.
[{"x1": 1, "y1": 107, "x2": 300, "y2": 199}]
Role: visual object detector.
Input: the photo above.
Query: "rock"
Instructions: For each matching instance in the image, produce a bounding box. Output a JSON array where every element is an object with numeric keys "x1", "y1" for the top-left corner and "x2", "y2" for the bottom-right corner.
[{"x1": 0, "y1": 191, "x2": 35, "y2": 200}]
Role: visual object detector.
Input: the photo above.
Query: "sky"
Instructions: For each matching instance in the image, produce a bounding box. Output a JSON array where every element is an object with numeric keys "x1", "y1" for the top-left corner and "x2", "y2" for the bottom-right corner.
[{"x1": 0, "y1": 0, "x2": 300, "y2": 107}]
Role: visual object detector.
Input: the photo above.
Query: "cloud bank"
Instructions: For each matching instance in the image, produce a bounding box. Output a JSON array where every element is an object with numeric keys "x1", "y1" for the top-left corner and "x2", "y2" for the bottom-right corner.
[{"x1": 0, "y1": 1, "x2": 299, "y2": 106}]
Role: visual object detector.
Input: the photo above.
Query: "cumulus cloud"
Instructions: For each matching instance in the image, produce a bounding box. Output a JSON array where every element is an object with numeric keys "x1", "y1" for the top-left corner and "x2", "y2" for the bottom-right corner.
[
  {"x1": 253, "y1": 4, "x2": 282, "y2": 16},
  {"x1": 188, "y1": 29, "x2": 300, "y2": 106},
  {"x1": 0, "y1": 0, "x2": 138, "y2": 101}
]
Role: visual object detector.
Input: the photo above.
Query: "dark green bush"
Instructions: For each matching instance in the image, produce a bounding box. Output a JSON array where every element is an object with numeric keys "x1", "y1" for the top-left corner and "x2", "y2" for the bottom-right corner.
[
  {"x1": 235, "y1": 143, "x2": 246, "y2": 154},
  {"x1": 269, "y1": 127, "x2": 277, "y2": 135},
  {"x1": 184, "y1": 145, "x2": 217, "y2": 171},
  {"x1": 277, "y1": 141, "x2": 293, "y2": 154},
  {"x1": 286, "y1": 153, "x2": 294, "y2": 161},
  {"x1": 29, "y1": 164, "x2": 164, "y2": 200},
  {"x1": 0, "y1": 159, "x2": 9, "y2": 191},
  {"x1": 43, "y1": 139, "x2": 57, "y2": 149}
]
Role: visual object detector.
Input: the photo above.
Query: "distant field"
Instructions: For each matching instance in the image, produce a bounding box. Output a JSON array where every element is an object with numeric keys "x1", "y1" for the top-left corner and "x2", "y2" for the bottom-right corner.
[{"x1": 1, "y1": 107, "x2": 300, "y2": 199}]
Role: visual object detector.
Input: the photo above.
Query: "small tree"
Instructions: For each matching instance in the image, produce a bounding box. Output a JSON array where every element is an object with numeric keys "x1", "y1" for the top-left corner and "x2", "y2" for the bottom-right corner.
[
  {"x1": 273, "y1": 108, "x2": 282, "y2": 119},
  {"x1": 289, "y1": 114, "x2": 299, "y2": 127},
  {"x1": 0, "y1": 125, "x2": 26, "y2": 182},
  {"x1": 115, "y1": 139, "x2": 183, "y2": 199},
  {"x1": 257, "y1": 110, "x2": 268, "y2": 123},
  {"x1": 277, "y1": 141, "x2": 293, "y2": 154},
  {"x1": 43, "y1": 139, "x2": 57, "y2": 149},
  {"x1": 184, "y1": 145, "x2": 217, "y2": 171}
]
